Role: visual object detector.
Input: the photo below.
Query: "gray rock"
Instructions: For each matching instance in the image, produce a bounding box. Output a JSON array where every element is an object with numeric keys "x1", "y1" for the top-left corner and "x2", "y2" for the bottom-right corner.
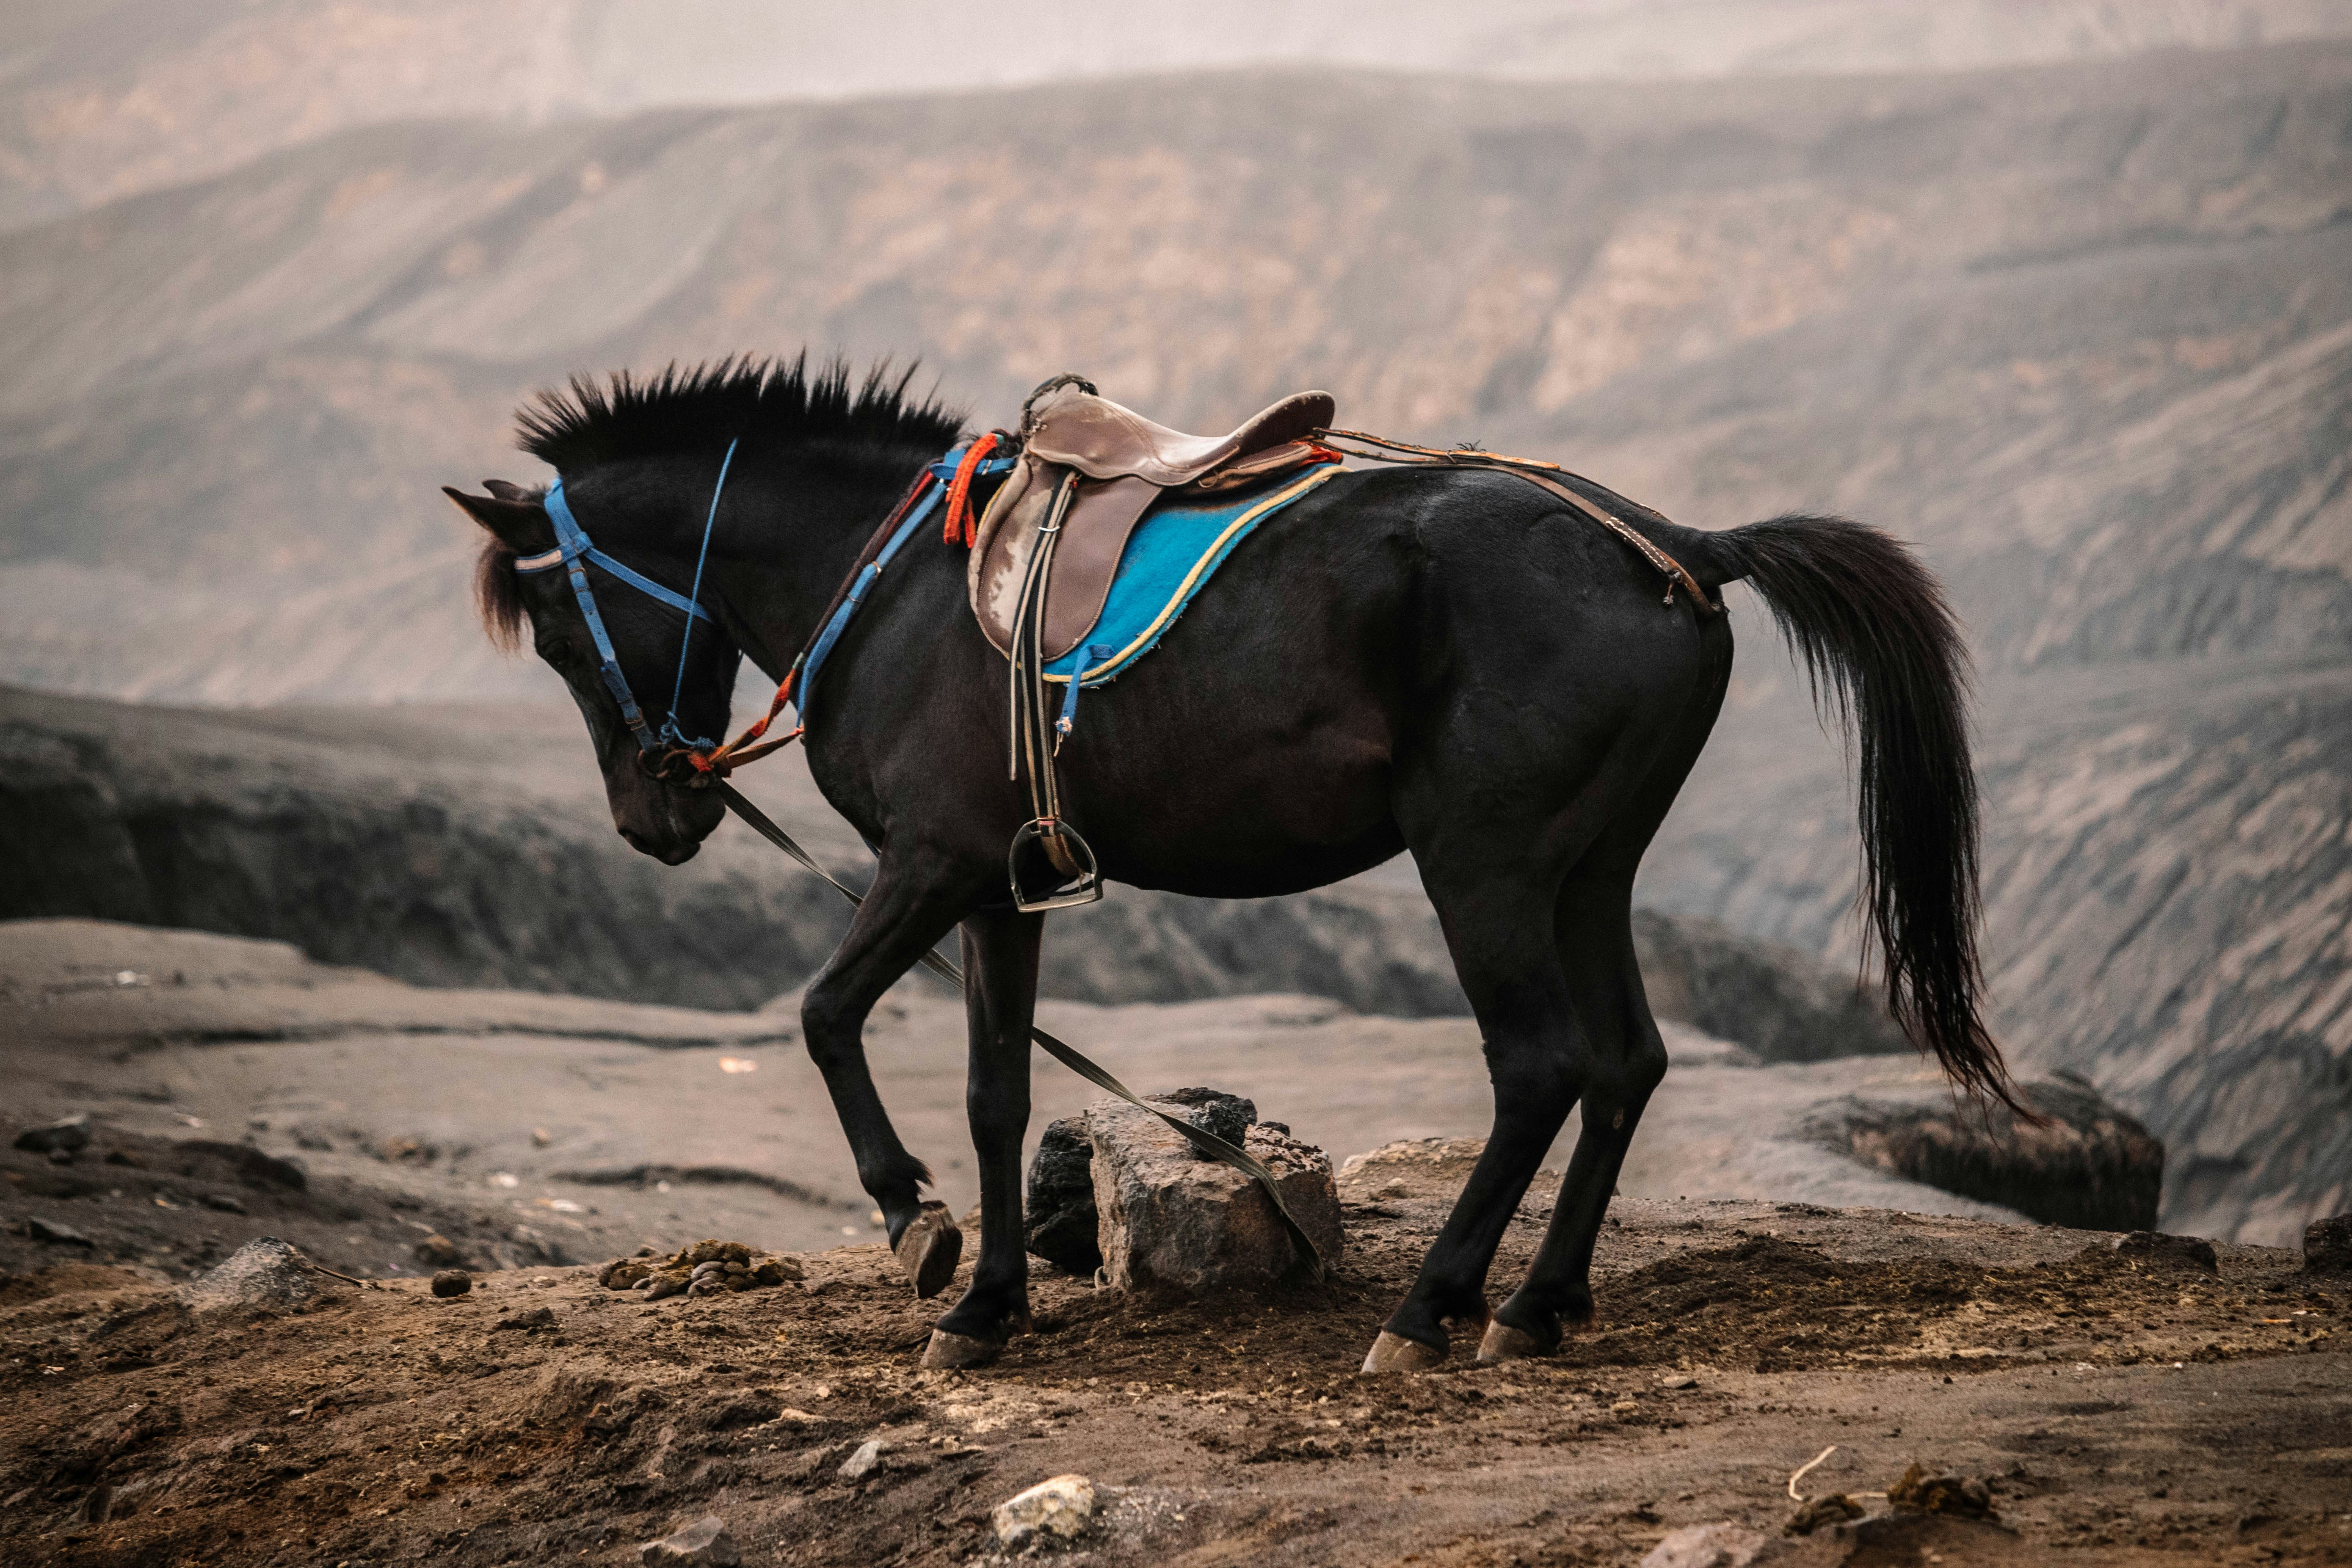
[
  {"x1": 1086, "y1": 1097, "x2": 1341, "y2": 1293},
  {"x1": 180, "y1": 1236, "x2": 322, "y2": 1309},
  {"x1": 1155, "y1": 1087, "x2": 1257, "y2": 1158},
  {"x1": 993, "y1": 1474, "x2": 1098, "y2": 1551},
  {"x1": 430, "y1": 1268, "x2": 472, "y2": 1298},
  {"x1": 25, "y1": 1216, "x2": 94, "y2": 1246},
  {"x1": 1638, "y1": 1522, "x2": 1773, "y2": 1567},
  {"x1": 1808, "y1": 1075, "x2": 2163, "y2": 1232},
  {"x1": 837, "y1": 1438, "x2": 886, "y2": 1481},
  {"x1": 638, "y1": 1515, "x2": 740, "y2": 1567},
  {"x1": 2305, "y1": 1213, "x2": 2352, "y2": 1274},
  {"x1": 14, "y1": 1116, "x2": 91, "y2": 1154},
  {"x1": 2113, "y1": 1230, "x2": 2220, "y2": 1273},
  {"x1": 1024, "y1": 1116, "x2": 1101, "y2": 1276}
]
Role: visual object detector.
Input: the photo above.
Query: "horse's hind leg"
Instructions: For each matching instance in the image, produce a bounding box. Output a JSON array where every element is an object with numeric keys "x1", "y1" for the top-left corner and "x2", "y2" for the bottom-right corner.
[
  {"x1": 1475, "y1": 869, "x2": 1664, "y2": 1359},
  {"x1": 923, "y1": 907, "x2": 1044, "y2": 1368},
  {"x1": 1483, "y1": 614, "x2": 1732, "y2": 1361},
  {"x1": 1362, "y1": 858, "x2": 1590, "y2": 1371}
]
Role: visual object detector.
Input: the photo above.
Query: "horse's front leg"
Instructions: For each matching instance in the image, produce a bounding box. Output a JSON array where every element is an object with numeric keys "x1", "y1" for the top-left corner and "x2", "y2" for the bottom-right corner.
[
  {"x1": 799, "y1": 851, "x2": 983, "y2": 1298},
  {"x1": 923, "y1": 907, "x2": 1044, "y2": 1368}
]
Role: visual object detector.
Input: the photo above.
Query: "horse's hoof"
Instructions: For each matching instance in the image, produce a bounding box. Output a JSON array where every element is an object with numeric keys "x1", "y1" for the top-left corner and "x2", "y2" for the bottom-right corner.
[
  {"x1": 894, "y1": 1201, "x2": 962, "y2": 1299},
  {"x1": 1360, "y1": 1330, "x2": 1447, "y2": 1373},
  {"x1": 921, "y1": 1328, "x2": 1004, "y2": 1369},
  {"x1": 1475, "y1": 1319, "x2": 1553, "y2": 1363}
]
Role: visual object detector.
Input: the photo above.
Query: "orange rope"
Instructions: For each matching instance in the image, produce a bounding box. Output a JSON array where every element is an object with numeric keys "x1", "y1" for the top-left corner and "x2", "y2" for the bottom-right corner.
[
  {"x1": 941, "y1": 432, "x2": 1000, "y2": 547},
  {"x1": 684, "y1": 666, "x2": 802, "y2": 779}
]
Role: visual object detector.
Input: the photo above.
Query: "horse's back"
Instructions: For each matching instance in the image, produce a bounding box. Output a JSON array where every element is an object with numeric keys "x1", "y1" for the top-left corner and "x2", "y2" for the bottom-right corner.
[{"x1": 1036, "y1": 466, "x2": 1724, "y2": 895}]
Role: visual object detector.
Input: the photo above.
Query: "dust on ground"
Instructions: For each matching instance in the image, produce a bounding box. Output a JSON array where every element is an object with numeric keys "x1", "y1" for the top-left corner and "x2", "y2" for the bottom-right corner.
[{"x1": 5, "y1": 1147, "x2": 2347, "y2": 1568}]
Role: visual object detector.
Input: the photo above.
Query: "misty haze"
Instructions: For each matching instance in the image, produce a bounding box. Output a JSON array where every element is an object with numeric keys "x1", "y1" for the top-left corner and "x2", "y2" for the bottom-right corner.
[{"x1": 3, "y1": 4, "x2": 2349, "y2": 1565}]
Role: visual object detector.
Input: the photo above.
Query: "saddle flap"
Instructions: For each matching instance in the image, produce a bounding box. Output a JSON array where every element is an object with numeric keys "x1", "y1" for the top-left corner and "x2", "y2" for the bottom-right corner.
[{"x1": 971, "y1": 457, "x2": 1159, "y2": 660}]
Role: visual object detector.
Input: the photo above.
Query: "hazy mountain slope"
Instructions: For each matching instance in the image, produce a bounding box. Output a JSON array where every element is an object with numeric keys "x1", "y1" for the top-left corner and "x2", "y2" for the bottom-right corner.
[
  {"x1": 3, "y1": 45, "x2": 2347, "y2": 703},
  {"x1": 9, "y1": 0, "x2": 2348, "y2": 229}
]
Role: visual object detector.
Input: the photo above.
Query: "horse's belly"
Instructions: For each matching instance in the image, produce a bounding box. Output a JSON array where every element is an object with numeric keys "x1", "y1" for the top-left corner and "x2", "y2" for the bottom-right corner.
[{"x1": 1071, "y1": 723, "x2": 1404, "y2": 897}]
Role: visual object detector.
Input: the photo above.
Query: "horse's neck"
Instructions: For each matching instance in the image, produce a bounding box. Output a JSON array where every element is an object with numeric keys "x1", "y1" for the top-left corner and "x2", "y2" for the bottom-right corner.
[{"x1": 715, "y1": 455, "x2": 930, "y2": 680}]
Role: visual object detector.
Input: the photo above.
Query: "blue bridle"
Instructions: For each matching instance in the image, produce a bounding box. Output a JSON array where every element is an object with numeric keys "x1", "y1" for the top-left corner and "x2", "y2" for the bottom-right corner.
[
  {"x1": 515, "y1": 439, "x2": 736, "y2": 753},
  {"x1": 515, "y1": 436, "x2": 1024, "y2": 755}
]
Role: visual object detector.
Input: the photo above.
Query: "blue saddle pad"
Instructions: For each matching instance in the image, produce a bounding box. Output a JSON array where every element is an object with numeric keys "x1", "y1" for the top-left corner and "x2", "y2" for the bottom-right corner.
[{"x1": 1042, "y1": 461, "x2": 1345, "y2": 688}]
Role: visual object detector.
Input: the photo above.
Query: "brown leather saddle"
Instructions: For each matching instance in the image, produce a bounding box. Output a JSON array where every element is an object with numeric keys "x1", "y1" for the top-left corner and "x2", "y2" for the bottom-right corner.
[{"x1": 968, "y1": 378, "x2": 1337, "y2": 661}]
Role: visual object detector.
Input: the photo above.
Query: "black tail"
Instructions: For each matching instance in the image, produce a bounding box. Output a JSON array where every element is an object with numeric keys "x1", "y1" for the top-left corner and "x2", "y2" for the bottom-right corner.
[{"x1": 1694, "y1": 515, "x2": 2018, "y2": 1110}]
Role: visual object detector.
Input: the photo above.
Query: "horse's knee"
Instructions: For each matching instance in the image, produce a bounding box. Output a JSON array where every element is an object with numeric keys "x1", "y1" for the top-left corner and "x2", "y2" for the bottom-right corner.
[
  {"x1": 1486, "y1": 1044, "x2": 1583, "y2": 1123},
  {"x1": 1630, "y1": 1032, "x2": 1668, "y2": 1096},
  {"x1": 799, "y1": 981, "x2": 866, "y2": 1065}
]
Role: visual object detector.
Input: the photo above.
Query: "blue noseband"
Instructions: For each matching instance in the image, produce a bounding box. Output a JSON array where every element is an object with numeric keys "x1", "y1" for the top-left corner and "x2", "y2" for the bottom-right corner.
[{"x1": 515, "y1": 440, "x2": 735, "y2": 753}]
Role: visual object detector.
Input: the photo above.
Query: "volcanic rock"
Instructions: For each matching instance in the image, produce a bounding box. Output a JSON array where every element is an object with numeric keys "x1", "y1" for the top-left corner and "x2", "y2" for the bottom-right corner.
[
  {"x1": 13, "y1": 1116, "x2": 91, "y2": 1154},
  {"x1": 1807, "y1": 1075, "x2": 2163, "y2": 1232},
  {"x1": 180, "y1": 1236, "x2": 322, "y2": 1310},
  {"x1": 2303, "y1": 1213, "x2": 2352, "y2": 1274},
  {"x1": 1638, "y1": 1521, "x2": 1773, "y2": 1567},
  {"x1": 1156, "y1": 1087, "x2": 1258, "y2": 1156},
  {"x1": 1085, "y1": 1097, "x2": 1341, "y2": 1293},
  {"x1": 1024, "y1": 1116, "x2": 1102, "y2": 1276},
  {"x1": 993, "y1": 1474, "x2": 1098, "y2": 1552},
  {"x1": 638, "y1": 1515, "x2": 740, "y2": 1567},
  {"x1": 24, "y1": 1216, "x2": 95, "y2": 1247},
  {"x1": 2113, "y1": 1231, "x2": 2221, "y2": 1273}
]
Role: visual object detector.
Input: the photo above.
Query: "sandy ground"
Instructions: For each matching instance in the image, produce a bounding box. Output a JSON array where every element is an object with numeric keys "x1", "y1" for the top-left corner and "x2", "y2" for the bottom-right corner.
[{"x1": 4, "y1": 920, "x2": 2016, "y2": 1279}]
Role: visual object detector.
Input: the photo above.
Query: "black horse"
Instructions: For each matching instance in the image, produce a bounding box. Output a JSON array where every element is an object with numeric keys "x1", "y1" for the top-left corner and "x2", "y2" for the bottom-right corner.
[{"x1": 445, "y1": 357, "x2": 2011, "y2": 1371}]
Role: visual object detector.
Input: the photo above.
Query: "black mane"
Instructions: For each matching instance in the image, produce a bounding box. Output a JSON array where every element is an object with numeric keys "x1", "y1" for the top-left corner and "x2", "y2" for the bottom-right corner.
[{"x1": 517, "y1": 355, "x2": 965, "y2": 473}]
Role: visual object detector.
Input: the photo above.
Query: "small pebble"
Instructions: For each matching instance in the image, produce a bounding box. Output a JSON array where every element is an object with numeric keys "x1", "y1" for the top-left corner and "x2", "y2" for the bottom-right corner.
[{"x1": 430, "y1": 1269, "x2": 473, "y2": 1298}]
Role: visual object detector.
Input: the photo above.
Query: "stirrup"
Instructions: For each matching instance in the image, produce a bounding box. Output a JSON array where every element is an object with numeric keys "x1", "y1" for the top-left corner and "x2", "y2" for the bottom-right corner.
[{"x1": 1007, "y1": 818, "x2": 1103, "y2": 913}]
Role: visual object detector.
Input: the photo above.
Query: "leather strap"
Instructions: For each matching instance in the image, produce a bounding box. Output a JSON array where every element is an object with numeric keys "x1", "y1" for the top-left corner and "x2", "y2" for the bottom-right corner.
[{"x1": 1315, "y1": 428, "x2": 1717, "y2": 612}]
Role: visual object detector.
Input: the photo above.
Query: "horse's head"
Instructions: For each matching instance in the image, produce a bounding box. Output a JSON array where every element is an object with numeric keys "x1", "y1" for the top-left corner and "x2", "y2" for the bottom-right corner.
[{"x1": 446, "y1": 473, "x2": 739, "y2": 864}]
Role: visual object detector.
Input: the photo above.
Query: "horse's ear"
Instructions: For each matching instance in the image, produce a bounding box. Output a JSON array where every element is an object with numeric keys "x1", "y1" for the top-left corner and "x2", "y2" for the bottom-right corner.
[{"x1": 443, "y1": 484, "x2": 554, "y2": 554}]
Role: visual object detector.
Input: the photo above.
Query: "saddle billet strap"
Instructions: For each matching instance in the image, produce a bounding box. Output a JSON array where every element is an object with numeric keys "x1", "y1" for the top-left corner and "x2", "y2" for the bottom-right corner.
[
  {"x1": 714, "y1": 780, "x2": 1325, "y2": 1280},
  {"x1": 1315, "y1": 428, "x2": 1717, "y2": 613}
]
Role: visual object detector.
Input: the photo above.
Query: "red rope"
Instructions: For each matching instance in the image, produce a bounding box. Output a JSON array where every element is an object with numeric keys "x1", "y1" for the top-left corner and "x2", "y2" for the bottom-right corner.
[
  {"x1": 941, "y1": 432, "x2": 1000, "y2": 548},
  {"x1": 683, "y1": 666, "x2": 801, "y2": 778}
]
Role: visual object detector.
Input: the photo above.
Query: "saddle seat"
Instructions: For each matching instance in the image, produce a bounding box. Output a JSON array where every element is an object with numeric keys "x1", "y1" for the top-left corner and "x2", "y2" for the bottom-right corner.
[
  {"x1": 971, "y1": 380, "x2": 1339, "y2": 662},
  {"x1": 1024, "y1": 386, "x2": 1336, "y2": 487}
]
